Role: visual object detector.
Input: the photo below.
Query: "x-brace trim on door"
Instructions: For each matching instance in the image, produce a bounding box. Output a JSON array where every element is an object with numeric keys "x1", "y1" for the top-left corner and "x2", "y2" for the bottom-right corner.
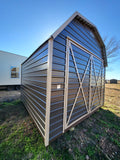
[
  {"x1": 91, "y1": 60, "x2": 103, "y2": 107},
  {"x1": 63, "y1": 37, "x2": 104, "y2": 131},
  {"x1": 66, "y1": 44, "x2": 91, "y2": 126}
]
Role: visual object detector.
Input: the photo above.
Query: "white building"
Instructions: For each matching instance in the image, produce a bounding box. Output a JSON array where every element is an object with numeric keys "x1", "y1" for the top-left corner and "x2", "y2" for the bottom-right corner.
[{"x1": 0, "y1": 50, "x2": 27, "y2": 89}]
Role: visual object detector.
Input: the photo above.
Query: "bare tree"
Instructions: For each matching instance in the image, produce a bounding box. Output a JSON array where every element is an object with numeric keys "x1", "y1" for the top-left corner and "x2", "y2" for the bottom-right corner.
[{"x1": 103, "y1": 36, "x2": 120, "y2": 58}]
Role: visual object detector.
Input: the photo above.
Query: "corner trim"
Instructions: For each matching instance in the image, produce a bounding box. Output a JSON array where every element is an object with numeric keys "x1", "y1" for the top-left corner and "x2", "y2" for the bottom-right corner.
[{"x1": 45, "y1": 38, "x2": 53, "y2": 146}]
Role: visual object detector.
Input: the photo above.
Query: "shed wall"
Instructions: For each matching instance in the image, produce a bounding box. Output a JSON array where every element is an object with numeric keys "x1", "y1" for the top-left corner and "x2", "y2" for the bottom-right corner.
[
  {"x1": 21, "y1": 42, "x2": 48, "y2": 138},
  {"x1": 49, "y1": 19, "x2": 105, "y2": 141}
]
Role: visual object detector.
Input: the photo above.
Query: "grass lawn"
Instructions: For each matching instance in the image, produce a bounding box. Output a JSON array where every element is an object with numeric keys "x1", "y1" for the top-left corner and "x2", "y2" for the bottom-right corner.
[{"x1": 0, "y1": 84, "x2": 120, "y2": 160}]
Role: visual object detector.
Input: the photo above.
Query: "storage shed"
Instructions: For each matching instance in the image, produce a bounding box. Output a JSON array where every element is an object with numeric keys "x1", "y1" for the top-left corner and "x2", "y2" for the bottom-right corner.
[
  {"x1": 21, "y1": 12, "x2": 107, "y2": 146},
  {"x1": 110, "y1": 79, "x2": 117, "y2": 84}
]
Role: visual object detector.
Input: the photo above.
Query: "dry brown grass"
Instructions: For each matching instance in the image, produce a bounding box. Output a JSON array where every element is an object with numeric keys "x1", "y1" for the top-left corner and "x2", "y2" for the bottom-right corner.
[{"x1": 104, "y1": 84, "x2": 120, "y2": 117}]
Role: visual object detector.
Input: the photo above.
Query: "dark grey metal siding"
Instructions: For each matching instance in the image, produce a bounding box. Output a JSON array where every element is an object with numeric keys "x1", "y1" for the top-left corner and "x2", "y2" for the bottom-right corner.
[
  {"x1": 21, "y1": 42, "x2": 48, "y2": 138},
  {"x1": 49, "y1": 18, "x2": 105, "y2": 141}
]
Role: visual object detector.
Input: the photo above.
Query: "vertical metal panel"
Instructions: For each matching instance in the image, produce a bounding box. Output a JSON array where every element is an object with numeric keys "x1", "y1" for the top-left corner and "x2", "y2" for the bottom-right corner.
[{"x1": 21, "y1": 41, "x2": 48, "y2": 140}]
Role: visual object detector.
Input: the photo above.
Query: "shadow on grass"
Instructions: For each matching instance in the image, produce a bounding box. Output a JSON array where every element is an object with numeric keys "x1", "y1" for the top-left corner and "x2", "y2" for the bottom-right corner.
[
  {"x1": 0, "y1": 100, "x2": 120, "y2": 160},
  {"x1": 0, "y1": 100, "x2": 28, "y2": 123}
]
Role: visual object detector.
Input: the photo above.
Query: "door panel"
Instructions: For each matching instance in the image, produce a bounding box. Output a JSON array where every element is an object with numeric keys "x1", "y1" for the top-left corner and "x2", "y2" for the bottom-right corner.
[{"x1": 63, "y1": 37, "x2": 104, "y2": 131}]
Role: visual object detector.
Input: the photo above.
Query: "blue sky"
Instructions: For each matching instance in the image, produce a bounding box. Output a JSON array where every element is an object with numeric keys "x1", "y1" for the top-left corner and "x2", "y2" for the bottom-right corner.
[{"x1": 0, "y1": 0, "x2": 120, "y2": 80}]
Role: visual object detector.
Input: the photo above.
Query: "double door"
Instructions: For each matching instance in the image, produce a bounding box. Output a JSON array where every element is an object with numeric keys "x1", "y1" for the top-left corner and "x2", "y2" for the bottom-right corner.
[{"x1": 63, "y1": 37, "x2": 104, "y2": 131}]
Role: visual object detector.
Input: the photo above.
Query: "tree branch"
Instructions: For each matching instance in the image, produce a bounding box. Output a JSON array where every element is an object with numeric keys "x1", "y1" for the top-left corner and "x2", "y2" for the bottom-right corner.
[{"x1": 104, "y1": 37, "x2": 120, "y2": 59}]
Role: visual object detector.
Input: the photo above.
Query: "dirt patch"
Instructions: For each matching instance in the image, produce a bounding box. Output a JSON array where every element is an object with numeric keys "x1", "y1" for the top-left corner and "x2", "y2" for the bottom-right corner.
[{"x1": 0, "y1": 90, "x2": 21, "y2": 102}]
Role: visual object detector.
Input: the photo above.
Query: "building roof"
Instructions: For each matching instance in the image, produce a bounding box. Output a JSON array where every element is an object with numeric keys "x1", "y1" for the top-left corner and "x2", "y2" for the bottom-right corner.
[
  {"x1": 0, "y1": 50, "x2": 27, "y2": 58},
  {"x1": 50, "y1": 11, "x2": 107, "y2": 67},
  {"x1": 23, "y1": 11, "x2": 107, "y2": 66},
  {"x1": 110, "y1": 79, "x2": 117, "y2": 81}
]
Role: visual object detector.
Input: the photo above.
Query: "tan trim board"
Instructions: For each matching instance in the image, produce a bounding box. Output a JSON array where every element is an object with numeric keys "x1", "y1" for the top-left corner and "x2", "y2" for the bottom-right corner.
[
  {"x1": 66, "y1": 104, "x2": 102, "y2": 129},
  {"x1": 67, "y1": 36, "x2": 103, "y2": 62},
  {"x1": 65, "y1": 104, "x2": 102, "y2": 131},
  {"x1": 89, "y1": 55, "x2": 93, "y2": 112},
  {"x1": 45, "y1": 38, "x2": 53, "y2": 146},
  {"x1": 63, "y1": 38, "x2": 70, "y2": 132}
]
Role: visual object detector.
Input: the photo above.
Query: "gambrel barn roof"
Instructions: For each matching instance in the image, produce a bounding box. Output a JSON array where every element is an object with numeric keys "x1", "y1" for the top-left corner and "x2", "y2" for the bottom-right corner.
[
  {"x1": 23, "y1": 11, "x2": 107, "y2": 67},
  {"x1": 51, "y1": 11, "x2": 107, "y2": 67}
]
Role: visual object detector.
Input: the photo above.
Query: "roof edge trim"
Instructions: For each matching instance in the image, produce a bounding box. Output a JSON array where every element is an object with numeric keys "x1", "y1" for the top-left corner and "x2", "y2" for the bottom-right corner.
[
  {"x1": 51, "y1": 11, "x2": 96, "y2": 39},
  {"x1": 51, "y1": 11, "x2": 107, "y2": 67}
]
